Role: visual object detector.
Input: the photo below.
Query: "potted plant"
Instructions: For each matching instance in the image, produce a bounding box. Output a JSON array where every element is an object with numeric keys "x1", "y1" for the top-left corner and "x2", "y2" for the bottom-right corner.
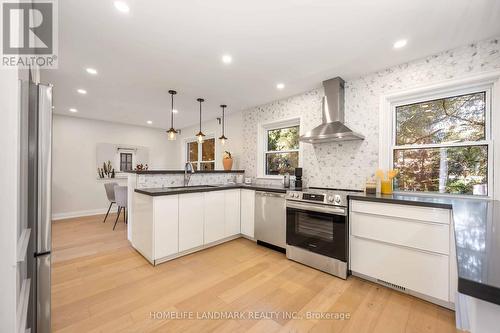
[{"x1": 223, "y1": 151, "x2": 233, "y2": 171}]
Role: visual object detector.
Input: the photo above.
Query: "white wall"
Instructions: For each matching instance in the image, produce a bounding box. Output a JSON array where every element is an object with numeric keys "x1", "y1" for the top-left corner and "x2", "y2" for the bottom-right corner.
[
  {"x1": 52, "y1": 115, "x2": 177, "y2": 219},
  {"x1": 0, "y1": 68, "x2": 21, "y2": 333},
  {"x1": 172, "y1": 111, "x2": 244, "y2": 170}
]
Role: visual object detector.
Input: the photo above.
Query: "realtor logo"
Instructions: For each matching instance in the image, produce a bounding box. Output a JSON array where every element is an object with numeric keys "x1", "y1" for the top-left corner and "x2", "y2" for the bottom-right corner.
[{"x1": 1, "y1": 0, "x2": 58, "y2": 68}]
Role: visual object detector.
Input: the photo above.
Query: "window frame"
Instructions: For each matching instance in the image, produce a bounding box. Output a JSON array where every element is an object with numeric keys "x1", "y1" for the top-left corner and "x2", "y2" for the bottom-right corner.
[
  {"x1": 379, "y1": 72, "x2": 500, "y2": 199},
  {"x1": 257, "y1": 118, "x2": 302, "y2": 179},
  {"x1": 185, "y1": 135, "x2": 216, "y2": 171},
  {"x1": 119, "y1": 152, "x2": 133, "y2": 172}
]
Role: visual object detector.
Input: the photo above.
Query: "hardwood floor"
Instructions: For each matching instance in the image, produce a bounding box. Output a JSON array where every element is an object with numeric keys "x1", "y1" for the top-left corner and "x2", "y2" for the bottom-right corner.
[{"x1": 52, "y1": 214, "x2": 459, "y2": 333}]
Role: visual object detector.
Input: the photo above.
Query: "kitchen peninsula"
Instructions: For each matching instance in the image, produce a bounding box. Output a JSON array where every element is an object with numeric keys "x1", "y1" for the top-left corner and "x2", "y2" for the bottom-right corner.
[{"x1": 126, "y1": 169, "x2": 286, "y2": 265}]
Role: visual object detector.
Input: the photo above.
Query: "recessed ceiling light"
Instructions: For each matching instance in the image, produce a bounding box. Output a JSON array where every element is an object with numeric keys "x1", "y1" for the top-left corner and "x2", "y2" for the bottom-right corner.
[
  {"x1": 69, "y1": 108, "x2": 78, "y2": 113},
  {"x1": 221, "y1": 54, "x2": 232, "y2": 64},
  {"x1": 276, "y1": 83, "x2": 285, "y2": 90},
  {"x1": 146, "y1": 120, "x2": 153, "y2": 125},
  {"x1": 114, "y1": 1, "x2": 130, "y2": 13},
  {"x1": 86, "y1": 68, "x2": 98, "y2": 75},
  {"x1": 173, "y1": 109, "x2": 178, "y2": 114},
  {"x1": 393, "y1": 39, "x2": 407, "y2": 49},
  {"x1": 77, "y1": 89, "x2": 87, "y2": 94}
]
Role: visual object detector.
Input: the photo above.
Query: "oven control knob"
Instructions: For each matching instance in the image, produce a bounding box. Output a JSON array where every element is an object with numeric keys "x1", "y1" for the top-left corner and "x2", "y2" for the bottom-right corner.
[
  {"x1": 334, "y1": 195, "x2": 341, "y2": 205},
  {"x1": 327, "y1": 195, "x2": 334, "y2": 202},
  {"x1": 294, "y1": 193, "x2": 300, "y2": 198}
]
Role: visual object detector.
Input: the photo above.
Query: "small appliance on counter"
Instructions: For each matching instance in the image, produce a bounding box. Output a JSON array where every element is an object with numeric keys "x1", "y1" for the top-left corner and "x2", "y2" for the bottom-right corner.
[
  {"x1": 283, "y1": 173, "x2": 290, "y2": 188},
  {"x1": 294, "y1": 167, "x2": 303, "y2": 189}
]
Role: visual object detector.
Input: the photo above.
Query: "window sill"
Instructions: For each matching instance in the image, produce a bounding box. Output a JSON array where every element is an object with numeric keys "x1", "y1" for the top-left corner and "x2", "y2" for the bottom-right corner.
[
  {"x1": 256, "y1": 175, "x2": 285, "y2": 180},
  {"x1": 393, "y1": 190, "x2": 491, "y2": 200}
]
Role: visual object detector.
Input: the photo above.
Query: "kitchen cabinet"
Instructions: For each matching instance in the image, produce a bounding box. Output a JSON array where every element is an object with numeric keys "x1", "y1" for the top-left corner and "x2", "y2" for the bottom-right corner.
[
  {"x1": 224, "y1": 189, "x2": 241, "y2": 237},
  {"x1": 132, "y1": 188, "x2": 251, "y2": 265},
  {"x1": 240, "y1": 189, "x2": 255, "y2": 238},
  {"x1": 154, "y1": 196, "x2": 179, "y2": 258},
  {"x1": 179, "y1": 193, "x2": 205, "y2": 252},
  {"x1": 131, "y1": 193, "x2": 179, "y2": 263},
  {"x1": 204, "y1": 191, "x2": 226, "y2": 244},
  {"x1": 349, "y1": 199, "x2": 456, "y2": 308}
]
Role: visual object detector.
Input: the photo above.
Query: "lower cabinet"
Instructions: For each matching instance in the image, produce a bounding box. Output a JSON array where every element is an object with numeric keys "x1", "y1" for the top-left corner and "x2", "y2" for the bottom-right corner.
[
  {"x1": 153, "y1": 196, "x2": 179, "y2": 258},
  {"x1": 349, "y1": 199, "x2": 456, "y2": 307},
  {"x1": 240, "y1": 189, "x2": 255, "y2": 238},
  {"x1": 224, "y1": 190, "x2": 241, "y2": 237},
  {"x1": 133, "y1": 189, "x2": 247, "y2": 263},
  {"x1": 350, "y1": 236, "x2": 449, "y2": 301},
  {"x1": 179, "y1": 192, "x2": 205, "y2": 252},
  {"x1": 204, "y1": 191, "x2": 226, "y2": 244}
]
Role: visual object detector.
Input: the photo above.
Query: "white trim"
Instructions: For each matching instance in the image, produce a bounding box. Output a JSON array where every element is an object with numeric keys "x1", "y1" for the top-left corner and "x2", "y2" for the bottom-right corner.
[
  {"x1": 52, "y1": 207, "x2": 118, "y2": 221},
  {"x1": 257, "y1": 117, "x2": 302, "y2": 179},
  {"x1": 379, "y1": 70, "x2": 500, "y2": 198}
]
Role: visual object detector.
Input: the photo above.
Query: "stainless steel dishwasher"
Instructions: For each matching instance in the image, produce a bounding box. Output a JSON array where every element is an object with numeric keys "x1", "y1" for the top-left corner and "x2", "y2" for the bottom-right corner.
[{"x1": 255, "y1": 191, "x2": 286, "y2": 250}]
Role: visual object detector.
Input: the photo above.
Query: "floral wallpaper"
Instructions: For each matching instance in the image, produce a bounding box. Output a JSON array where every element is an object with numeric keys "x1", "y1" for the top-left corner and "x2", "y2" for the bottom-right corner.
[{"x1": 242, "y1": 37, "x2": 500, "y2": 190}]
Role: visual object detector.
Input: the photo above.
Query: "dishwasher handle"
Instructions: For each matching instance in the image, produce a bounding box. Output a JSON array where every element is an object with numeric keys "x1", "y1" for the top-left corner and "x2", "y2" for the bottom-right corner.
[{"x1": 256, "y1": 191, "x2": 286, "y2": 198}]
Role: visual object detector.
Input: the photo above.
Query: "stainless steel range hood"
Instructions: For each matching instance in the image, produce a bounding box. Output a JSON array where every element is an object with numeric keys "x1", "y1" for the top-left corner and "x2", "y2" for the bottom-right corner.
[{"x1": 300, "y1": 77, "x2": 364, "y2": 143}]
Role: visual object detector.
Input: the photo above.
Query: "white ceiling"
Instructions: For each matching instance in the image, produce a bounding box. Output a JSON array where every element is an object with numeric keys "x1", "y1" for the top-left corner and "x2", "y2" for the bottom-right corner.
[{"x1": 42, "y1": 0, "x2": 500, "y2": 130}]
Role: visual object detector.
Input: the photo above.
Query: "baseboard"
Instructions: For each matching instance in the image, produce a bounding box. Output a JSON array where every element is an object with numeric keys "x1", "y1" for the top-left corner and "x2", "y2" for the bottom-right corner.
[{"x1": 52, "y1": 207, "x2": 118, "y2": 221}]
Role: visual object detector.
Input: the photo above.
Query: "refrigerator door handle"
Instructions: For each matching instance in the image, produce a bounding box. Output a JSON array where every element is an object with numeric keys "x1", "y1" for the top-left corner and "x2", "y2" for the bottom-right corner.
[
  {"x1": 37, "y1": 84, "x2": 53, "y2": 254},
  {"x1": 36, "y1": 254, "x2": 51, "y2": 333}
]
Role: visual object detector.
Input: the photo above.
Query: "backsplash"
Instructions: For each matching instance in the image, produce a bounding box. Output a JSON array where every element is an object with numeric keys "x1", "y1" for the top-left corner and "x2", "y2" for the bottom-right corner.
[
  {"x1": 242, "y1": 37, "x2": 500, "y2": 190},
  {"x1": 136, "y1": 172, "x2": 243, "y2": 189}
]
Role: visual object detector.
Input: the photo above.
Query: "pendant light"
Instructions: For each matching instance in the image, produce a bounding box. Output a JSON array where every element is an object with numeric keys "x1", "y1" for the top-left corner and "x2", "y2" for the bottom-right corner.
[
  {"x1": 195, "y1": 98, "x2": 205, "y2": 143},
  {"x1": 218, "y1": 104, "x2": 228, "y2": 145},
  {"x1": 166, "y1": 90, "x2": 178, "y2": 140}
]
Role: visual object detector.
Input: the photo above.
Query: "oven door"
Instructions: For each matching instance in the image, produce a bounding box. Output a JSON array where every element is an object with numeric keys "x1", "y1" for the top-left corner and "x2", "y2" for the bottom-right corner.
[{"x1": 286, "y1": 201, "x2": 347, "y2": 260}]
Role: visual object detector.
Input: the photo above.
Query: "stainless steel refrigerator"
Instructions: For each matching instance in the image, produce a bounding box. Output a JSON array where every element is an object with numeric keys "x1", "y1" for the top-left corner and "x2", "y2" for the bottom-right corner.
[{"x1": 21, "y1": 75, "x2": 53, "y2": 333}]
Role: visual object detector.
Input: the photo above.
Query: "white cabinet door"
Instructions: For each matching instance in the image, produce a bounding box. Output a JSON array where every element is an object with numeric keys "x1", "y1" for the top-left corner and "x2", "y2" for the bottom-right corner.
[
  {"x1": 178, "y1": 193, "x2": 204, "y2": 252},
  {"x1": 351, "y1": 236, "x2": 449, "y2": 302},
  {"x1": 204, "y1": 191, "x2": 225, "y2": 244},
  {"x1": 224, "y1": 190, "x2": 241, "y2": 237},
  {"x1": 350, "y1": 212, "x2": 450, "y2": 255},
  {"x1": 132, "y1": 193, "x2": 154, "y2": 262},
  {"x1": 240, "y1": 189, "x2": 255, "y2": 238},
  {"x1": 153, "y1": 195, "x2": 179, "y2": 259}
]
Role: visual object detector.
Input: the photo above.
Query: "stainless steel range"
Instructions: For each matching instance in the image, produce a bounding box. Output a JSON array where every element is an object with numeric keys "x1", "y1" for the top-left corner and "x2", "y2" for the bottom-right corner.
[{"x1": 285, "y1": 187, "x2": 362, "y2": 279}]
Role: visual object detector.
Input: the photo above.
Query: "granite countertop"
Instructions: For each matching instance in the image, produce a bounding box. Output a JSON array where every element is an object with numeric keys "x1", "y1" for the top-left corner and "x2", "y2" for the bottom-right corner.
[
  {"x1": 349, "y1": 193, "x2": 500, "y2": 306},
  {"x1": 135, "y1": 183, "x2": 288, "y2": 196},
  {"x1": 125, "y1": 170, "x2": 245, "y2": 174}
]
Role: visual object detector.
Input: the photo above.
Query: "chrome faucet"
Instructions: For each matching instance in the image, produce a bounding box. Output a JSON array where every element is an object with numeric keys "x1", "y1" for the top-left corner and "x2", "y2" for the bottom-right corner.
[{"x1": 184, "y1": 162, "x2": 195, "y2": 186}]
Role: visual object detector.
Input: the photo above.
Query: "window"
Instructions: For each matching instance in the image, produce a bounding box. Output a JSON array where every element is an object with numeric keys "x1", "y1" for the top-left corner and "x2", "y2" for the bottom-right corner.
[
  {"x1": 393, "y1": 90, "x2": 490, "y2": 196},
  {"x1": 264, "y1": 124, "x2": 300, "y2": 175},
  {"x1": 120, "y1": 152, "x2": 133, "y2": 171},
  {"x1": 186, "y1": 138, "x2": 215, "y2": 171}
]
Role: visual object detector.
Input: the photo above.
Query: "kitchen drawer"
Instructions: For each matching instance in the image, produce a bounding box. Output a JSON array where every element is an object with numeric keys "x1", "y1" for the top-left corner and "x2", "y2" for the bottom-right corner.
[
  {"x1": 350, "y1": 236, "x2": 449, "y2": 302},
  {"x1": 351, "y1": 200, "x2": 450, "y2": 224},
  {"x1": 350, "y1": 212, "x2": 450, "y2": 254}
]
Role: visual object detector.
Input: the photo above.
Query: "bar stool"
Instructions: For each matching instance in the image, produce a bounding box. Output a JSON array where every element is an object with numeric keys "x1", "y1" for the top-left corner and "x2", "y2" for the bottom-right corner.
[
  {"x1": 113, "y1": 186, "x2": 128, "y2": 230},
  {"x1": 103, "y1": 182, "x2": 118, "y2": 223}
]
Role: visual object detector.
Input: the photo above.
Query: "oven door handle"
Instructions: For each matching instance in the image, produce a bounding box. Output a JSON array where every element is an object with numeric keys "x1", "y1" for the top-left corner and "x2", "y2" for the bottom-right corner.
[{"x1": 286, "y1": 201, "x2": 347, "y2": 216}]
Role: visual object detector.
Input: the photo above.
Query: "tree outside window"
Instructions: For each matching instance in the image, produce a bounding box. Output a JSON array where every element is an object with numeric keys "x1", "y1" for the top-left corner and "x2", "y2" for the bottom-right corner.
[
  {"x1": 393, "y1": 91, "x2": 489, "y2": 195},
  {"x1": 265, "y1": 126, "x2": 299, "y2": 175}
]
